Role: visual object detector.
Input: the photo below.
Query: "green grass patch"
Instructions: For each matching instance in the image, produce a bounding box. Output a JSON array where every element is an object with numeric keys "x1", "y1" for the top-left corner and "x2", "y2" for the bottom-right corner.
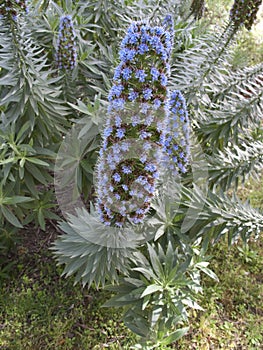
[
  {"x1": 0, "y1": 175, "x2": 262, "y2": 349},
  {"x1": 0, "y1": 250, "x2": 136, "y2": 350},
  {"x1": 175, "y1": 235, "x2": 263, "y2": 349}
]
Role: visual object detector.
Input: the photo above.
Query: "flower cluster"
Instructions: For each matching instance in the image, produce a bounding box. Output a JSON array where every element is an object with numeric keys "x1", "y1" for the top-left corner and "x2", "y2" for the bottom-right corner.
[
  {"x1": 229, "y1": 0, "x2": 262, "y2": 30},
  {"x1": 163, "y1": 90, "x2": 190, "y2": 175},
  {"x1": 55, "y1": 15, "x2": 77, "y2": 70},
  {"x1": 0, "y1": 0, "x2": 28, "y2": 21},
  {"x1": 190, "y1": 0, "x2": 206, "y2": 20},
  {"x1": 96, "y1": 20, "x2": 174, "y2": 227},
  {"x1": 162, "y1": 14, "x2": 174, "y2": 35}
]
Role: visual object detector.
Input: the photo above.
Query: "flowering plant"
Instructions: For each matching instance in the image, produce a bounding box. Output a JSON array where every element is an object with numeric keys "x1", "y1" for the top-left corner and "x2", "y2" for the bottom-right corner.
[
  {"x1": 0, "y1": 0, "x2": 28, "y2": 20},
  {"x1": 96, "y1": 20, "x2": 175, "y2": 227},
  {"x1": 55, "y1": 15, "x2": 77, "y2": 70},
  {"x1": 229, "y1": 0, "x2": 262, "y2": 30}
]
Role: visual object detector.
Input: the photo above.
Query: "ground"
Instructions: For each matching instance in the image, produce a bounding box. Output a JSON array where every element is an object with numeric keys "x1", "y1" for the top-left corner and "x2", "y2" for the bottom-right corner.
[{"x1": 0, "y1": 176, "x2": 262, "y2": 349}]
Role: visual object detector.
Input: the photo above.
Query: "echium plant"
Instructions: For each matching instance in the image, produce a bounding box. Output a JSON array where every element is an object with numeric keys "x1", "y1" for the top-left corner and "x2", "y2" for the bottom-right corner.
[
  {"x1": 229, "y1": 0, "x2": 263, "y2": 30},
  {"x1": 55, "y1": 15, "x2": 77, "y2": 70},
  {"x1": 96, "y1": 20, "x2": 173, "y2": 227},
  {"x1": 163, "y1": 90, "x2": 190, "y2": 175},
  {"x1": 190, "y1": 0, "x2": 206, "y2": 20},
  {"x1": 0, "y1": 0, "x2": 28, "y2": 20},
  {"x1": 52, "y1": 5, "x2": 263, "y2": 347}
]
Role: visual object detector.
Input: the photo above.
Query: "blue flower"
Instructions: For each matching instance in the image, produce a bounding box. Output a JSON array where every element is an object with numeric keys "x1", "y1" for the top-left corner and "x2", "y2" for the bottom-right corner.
[
  {"x1": 143, "y1": 142, "x2": 152, "y2": 151},
  {"x1": 153, "y1": 99, "x2": 162, "y2": 109},
  {"x1": 122, "y1": 67, "x2": 132, "y2": 80},
  {"x1": 120, "y1": 142, "x2": 130, "y2": 152},
  {"x1": 113, "y1": 173, "x2": 121, "y2": 182},
  {"x1": 162, "y1": 14, "x2": 174, "y2": 32},
  {"x1": 141, "y1": 103, "x2": 150, "y2": 114},
  {"x1": 128, "y1": 33, "x2": 139, "y2": 44},
  {"x1": 122, "y1": 184, "x2": 129, "y2": 191},
  {"x1": 113, "y1": 64, "x2": 122, "y2": 80},
  {"x1": 140, "y1": 130, "x2": 151, "y2": 139},
  {"x1": 149, "y1": 36, "x2": 160, "y2": 48},
  {"x1": 131, "y1": 115, "x2": 141, "y2": 126},
  {"x1": 104, "y1": 126, "x2": 113, "y2": 137},
  {"x1": 116, "y1": 128, "x2": 125, "y2": 139},
  {"x1": 163, "y1": 90, "x2": 190, "y2": 175},
  {"x1": 151, "y1": 67, "x2": 160, "y2": 81},
  {"x1": 160, "y1": 74, "x2": 168, "y2": 86},
  {"x1": 145, "y1": 163, "x2": 157, "y2": 172},
  {"x1": 106, "y1": 153, "x2": 114, "y2": 164},
  {"x1": 114, "y1": 115, "x2": 122, "y2": 127},
  {"x1": 108, "y1": 98, "x2": 125, "y2": 111},
  {"x1": 128, "y1": 90, "x2": 139, "y2": 101},
  {"x1": 119, "y1": 48, "x2": 136, "y2": 62},
  {"x1": 109, "y1": 84, "x2": 124, "y2": 99},
  {"x1": 135, "y1": 69, "x2": 147, "y2": 82},
  {"x1": 122, "y1": 165, "x2": 132, "y2": 174},
  {"x1": 136, "y1": 176, "x2": 147, "y2": 185},
  {"x1": 143, "y1": 88, "x2": 152, "y2": 100},
  {"x1": 138, "y1": 44, "x2": 149, "y2": 54}
]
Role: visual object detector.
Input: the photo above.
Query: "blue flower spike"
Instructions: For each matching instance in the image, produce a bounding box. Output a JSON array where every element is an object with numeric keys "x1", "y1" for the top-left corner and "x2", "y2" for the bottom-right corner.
[
  {"x1": 163, "y1": 90, "x2": 191, "y2": 176},
  {"x1": 96, "y1": 18, "x2": 175, "y2": 227},
  {"x1": 55, "y1": 15, "x2": 77, "y2": 70}
]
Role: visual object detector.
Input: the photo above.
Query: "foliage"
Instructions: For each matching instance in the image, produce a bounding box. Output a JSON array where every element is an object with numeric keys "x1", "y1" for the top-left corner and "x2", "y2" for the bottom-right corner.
[
  {"x1": 0, "y1": 0, "x2": 263, "y2": 348},
  {"x1": 0, "y1": 187, "x2": 262, "y2": 349}
]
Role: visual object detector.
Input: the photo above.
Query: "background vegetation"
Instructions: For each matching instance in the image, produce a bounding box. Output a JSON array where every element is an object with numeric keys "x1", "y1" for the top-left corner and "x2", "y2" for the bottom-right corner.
[{"x1": 0, "y1": 0, "x2": 262, "y2": 349}]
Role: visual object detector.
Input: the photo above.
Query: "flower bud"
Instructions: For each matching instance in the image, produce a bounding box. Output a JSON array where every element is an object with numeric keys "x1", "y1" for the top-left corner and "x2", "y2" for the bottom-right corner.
[
  {"x1": 229, "y1": 0, "x2": 262, "y2": 30},
  {"x1": 55, "y1": 15, "x2": 77, "y2": 70}
]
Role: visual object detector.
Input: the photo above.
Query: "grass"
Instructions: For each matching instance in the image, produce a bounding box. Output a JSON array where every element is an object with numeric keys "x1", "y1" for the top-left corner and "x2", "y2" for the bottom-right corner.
[
  {"x1": 174, "y1": 175, "x2": 263, "y2": 349},
  {"x1": 0, "y1": 246, "x2": 136, "y2": 349},
  {"x1": 0, "y1": 175, "x2": 262, "y2": 349},
  {"x1": 175, "y1": 236, "x2": 263, "y2": 349}
]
